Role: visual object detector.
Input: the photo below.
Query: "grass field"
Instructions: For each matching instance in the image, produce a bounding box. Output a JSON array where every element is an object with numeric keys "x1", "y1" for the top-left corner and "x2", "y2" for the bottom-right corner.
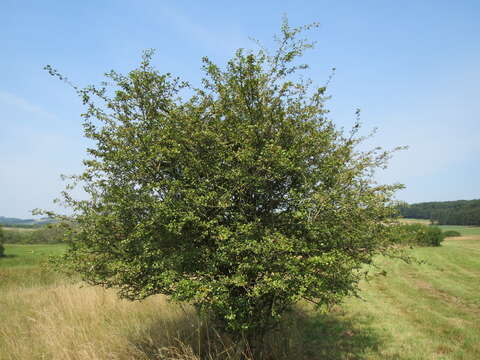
[
  {"x1": 0, "y1": 230, "x2": 479, "y2": 359},
  {"x1": 0, "y1": 244, "x2": 66, "y2": 267}
]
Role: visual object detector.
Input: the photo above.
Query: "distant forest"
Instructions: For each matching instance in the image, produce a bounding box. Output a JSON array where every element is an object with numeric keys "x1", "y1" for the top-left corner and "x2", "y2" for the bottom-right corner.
[
  {"x1": 0, "y1": 216, "x2": 55, "y2": 228},
  {"x1": 398, "y1": 199, "x2": 480, "y2": 226}
]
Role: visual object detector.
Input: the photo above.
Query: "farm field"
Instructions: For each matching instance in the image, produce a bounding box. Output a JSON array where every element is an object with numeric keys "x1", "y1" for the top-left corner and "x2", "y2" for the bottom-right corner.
[{"x1": 0, "y1": 231, "x2": 479, "y2": 359}]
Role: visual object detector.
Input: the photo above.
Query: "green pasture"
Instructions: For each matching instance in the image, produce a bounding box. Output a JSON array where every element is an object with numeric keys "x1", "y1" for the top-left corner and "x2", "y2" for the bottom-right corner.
[
  {"x1": 0, "y1": 244, "x2": 66, "y2": 268},
  {"x1": 0, "y1": 244, "x2": 67, "y2": 290},
  {"x1": 337, "y1": 237, "x2": 480, "y2": 359}
]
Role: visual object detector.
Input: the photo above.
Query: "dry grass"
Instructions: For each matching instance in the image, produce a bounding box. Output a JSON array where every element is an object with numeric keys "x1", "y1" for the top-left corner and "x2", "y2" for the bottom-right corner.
[
  {"x1": 1, "y1": 284, "x2": 191, "y2": 360},
  {"x1": 0, "y1": 279, "x2": 312, "y2": 360}
]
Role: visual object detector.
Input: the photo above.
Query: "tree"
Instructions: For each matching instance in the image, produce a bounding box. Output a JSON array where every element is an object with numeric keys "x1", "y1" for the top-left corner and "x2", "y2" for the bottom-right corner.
[
  {"x1": 0, "y1": 225, "x2": 5, "y2": 257},
  {"x1": 47, "y1": 19, "x2": 403, "y2": 354}
]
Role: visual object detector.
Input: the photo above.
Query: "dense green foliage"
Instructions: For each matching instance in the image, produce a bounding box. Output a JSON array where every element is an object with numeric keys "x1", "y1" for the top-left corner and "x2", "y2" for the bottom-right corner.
[
  {"x1": 398, "y1": 199, "x2": 480, "y2": 225},
  {"x1": 2, "y1": 225, "x2": 64, "y2": 244},
  {"x1": 48, "y1": 20, "x2": 403, "y2": 348},
  {"x1": 0, "y1": 225, "x2": 4, "y2": 257},
  {"x1": 391, "y1": 223, "x2": 445, "y2": 247}
]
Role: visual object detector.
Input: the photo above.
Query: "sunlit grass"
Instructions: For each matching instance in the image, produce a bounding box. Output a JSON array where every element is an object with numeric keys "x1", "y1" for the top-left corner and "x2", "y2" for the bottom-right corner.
[{"x1": 0, "y1": 244, "x2": 66, "y2": 268}]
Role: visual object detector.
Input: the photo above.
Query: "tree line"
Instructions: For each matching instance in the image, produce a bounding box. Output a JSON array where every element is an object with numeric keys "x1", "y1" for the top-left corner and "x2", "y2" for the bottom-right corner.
[
  {"x1": 398, "y1": 199, "x2": 480, "y2": 226},
  {"x1": 0, "y1": 225, "x2": 64, "y2": 244},
  {"x1": 0, "y1": 216, "x2": 54, "y2": 227},
  {"x1": 0, "y1": 226, "x2": 4, "y2": 257}
]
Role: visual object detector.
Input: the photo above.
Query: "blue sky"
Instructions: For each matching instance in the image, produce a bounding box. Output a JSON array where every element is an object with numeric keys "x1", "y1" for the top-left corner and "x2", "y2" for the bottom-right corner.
[{"x1": 0, "y1": 0, "x2": 479, "y2": 218}]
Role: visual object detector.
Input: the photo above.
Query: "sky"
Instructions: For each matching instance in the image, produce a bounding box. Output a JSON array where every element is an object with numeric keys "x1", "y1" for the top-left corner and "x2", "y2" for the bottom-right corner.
[{"x1": 0, "y1": 0, "x2": 479, "y2": 218}]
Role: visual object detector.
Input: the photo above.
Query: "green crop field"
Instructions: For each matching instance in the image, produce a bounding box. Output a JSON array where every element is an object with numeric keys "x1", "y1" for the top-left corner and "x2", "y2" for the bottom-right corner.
[
  {"x1": 0, "y1": 230, "x2": 479, "y2": 359},
  {"x1": 0, "y1": 244, "x2": 66, "y2": 268}
]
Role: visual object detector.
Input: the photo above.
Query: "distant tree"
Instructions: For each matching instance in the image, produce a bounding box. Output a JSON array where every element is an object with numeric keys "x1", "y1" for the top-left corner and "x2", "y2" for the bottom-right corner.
[
  {"x1": 0, "y1": 225, "x2": 5, "y2": 257},
  {"x1": 47, "y1": 19, "x2": 404, "y2": 354},
  {"x1": 399, "y1": 199, "x2": 480, "y2": 226},
  {"x1": 34, "y1": 224, "x2": 65, "y2": 244},
  {"x1": 1, "y1": 224, "x2": 64, "y2": 244}
]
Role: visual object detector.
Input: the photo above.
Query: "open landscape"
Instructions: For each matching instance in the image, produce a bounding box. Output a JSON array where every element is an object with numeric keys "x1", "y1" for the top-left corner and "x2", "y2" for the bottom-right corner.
[
  {"x1": 1, "y1": 223, "x2": 479, "y2": 360},
  {"x1": 2, "y1": 3, "x2": 479, "y2": 359}
]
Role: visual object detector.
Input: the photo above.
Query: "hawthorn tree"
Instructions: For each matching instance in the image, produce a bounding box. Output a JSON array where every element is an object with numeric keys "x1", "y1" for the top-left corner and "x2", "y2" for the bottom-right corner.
[{"x1": 48, "y1": 20, "x2": 402, "y2": 351}]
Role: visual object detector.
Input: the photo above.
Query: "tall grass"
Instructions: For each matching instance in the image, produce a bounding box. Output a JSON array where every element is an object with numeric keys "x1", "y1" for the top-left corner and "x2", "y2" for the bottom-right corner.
[
  {"x1": 1, "y1": 284, "x2": 192, "y2": 360},
  {"x1": 0, "y1": 280, "x2": 343, "y2": 360},
  {"x1": 0, "y1": 244, "x2": 325, "y2": 360}
]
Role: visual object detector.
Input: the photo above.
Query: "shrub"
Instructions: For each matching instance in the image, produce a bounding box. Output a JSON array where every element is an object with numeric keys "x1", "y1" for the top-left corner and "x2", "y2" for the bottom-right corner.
[
  {"x1": 2, "y1": 229, "x2": 32, "y2": 244},
  {"x1": 391, "y1": 223, "x2": 445, "y2": 247},
  {"x1": 442, "y1": 230, "x2": 461, "y2": 237},
  {"x1": 416, "y1": 226, "x2": 445, "y2": 246},
  {"x1": 47, "y1": 20, "x2": 403, "y2": 352}
]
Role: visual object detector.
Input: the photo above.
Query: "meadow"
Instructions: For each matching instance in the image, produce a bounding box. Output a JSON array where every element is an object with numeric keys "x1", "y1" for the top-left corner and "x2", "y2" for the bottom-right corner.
[{"x1": 0, "y1": 226, "x2": 479, "y2": 359}]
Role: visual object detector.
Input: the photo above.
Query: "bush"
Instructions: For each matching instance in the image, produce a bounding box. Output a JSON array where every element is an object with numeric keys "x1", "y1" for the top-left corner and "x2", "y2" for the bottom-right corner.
[
  {"x1": 391, "y1": 223, "x2": 445, "y2": 247},
  {"x1": 442, "y1": 230, "x2": 461, "y2": 237},
  {"x1": 416, "y1": 226, "x2": 445, "y2": 246},
  {"x1": 2, "y1": 229, "x2": 31, "y2": 244},
  {"x1": 48, "y1": 20, "x2": 403, "y2": 352}
]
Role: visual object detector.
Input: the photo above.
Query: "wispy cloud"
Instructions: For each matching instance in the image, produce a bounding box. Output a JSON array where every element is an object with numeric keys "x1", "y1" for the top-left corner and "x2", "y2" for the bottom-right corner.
[{"x1": 0, "y1": 91, "x2": 57, "y2": 121}]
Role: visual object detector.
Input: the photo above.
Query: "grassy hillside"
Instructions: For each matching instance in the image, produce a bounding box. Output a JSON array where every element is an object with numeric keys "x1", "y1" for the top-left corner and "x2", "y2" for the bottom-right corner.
[{"x1": 0, "y1": 232, "x2": 479, "y2": 359}]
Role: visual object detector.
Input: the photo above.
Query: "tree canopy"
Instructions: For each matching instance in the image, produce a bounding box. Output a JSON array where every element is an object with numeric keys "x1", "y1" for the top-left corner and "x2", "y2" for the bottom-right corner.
[{"x1": 48, "y1": 19, "x2": 403, "y2": 349}]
